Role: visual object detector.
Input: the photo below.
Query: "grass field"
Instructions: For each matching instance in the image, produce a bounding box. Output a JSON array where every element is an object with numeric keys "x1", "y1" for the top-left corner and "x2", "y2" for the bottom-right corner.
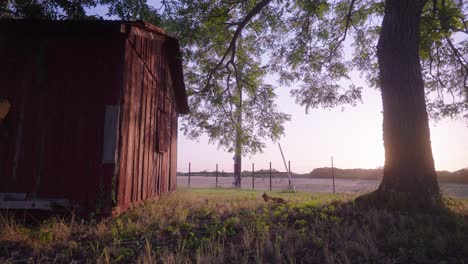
[{"x1": 1, "y1": 189, "x2": 468, "y2": 263}]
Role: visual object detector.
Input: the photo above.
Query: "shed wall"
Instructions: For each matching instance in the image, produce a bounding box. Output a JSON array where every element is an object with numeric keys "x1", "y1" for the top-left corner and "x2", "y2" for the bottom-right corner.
[
  {"x1": 116, "y1": 29, "x2": 178, "y2": 210},
  {"x1": 0, "y1": 33, "x2": 125, "y2": 213}
]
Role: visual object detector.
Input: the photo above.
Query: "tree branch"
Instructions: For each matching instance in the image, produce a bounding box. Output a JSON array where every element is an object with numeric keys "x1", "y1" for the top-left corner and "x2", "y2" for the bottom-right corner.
[
  {"x1": 445, "y1": 36, "x2": 468, "y2": 88},
  {"x1": 194, "y1": 0, "x2": 272, "y2": 95},
  {"x1": 328, "y1": 0, "x2": 356, "y2": 60}
]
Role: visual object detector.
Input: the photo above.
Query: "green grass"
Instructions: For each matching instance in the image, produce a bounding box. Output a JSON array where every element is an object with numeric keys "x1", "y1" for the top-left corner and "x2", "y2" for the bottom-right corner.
[{"x1": 1, "y1": 189, "x2": 468, "y2": 263}]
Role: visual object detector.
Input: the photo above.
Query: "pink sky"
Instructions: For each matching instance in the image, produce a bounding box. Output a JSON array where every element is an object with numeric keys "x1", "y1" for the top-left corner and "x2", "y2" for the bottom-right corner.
[{"x1": 178, "y1": 74, "x2": 468, "y2": 174}]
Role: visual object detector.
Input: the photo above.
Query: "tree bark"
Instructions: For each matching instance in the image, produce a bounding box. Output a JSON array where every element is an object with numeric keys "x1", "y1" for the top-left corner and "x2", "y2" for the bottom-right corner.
[
  {"x1": 376, "y1": 0, "x2": 440, "y2": 202},
  {"x1": 234, "y1": 153, "x2": 241, "y2": 188},
  {"x1": 234, "y1": 85, "x2": 243, "y2": 188}
]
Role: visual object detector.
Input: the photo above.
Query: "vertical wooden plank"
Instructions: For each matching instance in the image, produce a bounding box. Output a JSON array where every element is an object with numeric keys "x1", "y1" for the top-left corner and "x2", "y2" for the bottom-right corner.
[
  {"x1": 155, "y1": 39, "x2": 160, "y2": 73},
  {"x1": 172, "y1": 108, "x2": 178, "y2": 191},
  {"x1": 154, "y1": 77, "x2": 159, "y2": 196},
  {"x1": 160, "y1": 153, "x2": 165, "y2": 193},
  {"x1": 131, "y1": 47, "x2": 142, "y2": 203},
  {"x1": 152, "y1": 40, "x2": 161, "y2": 195},
  {"x1": 168, "y1": 104, "x2": 174, "y2": 191},
  {"x1": 162, "y1": 46, "x2": 169, "y2": 193},
  {"x1": 140, "y1": 69, "x2": 148, "y2": 200},
  {"x1": 159, "y1": 159, "x2": 163, "y2": 194},
  {"x1": 158, "y1": 154, "x2": 162, "y2": 194},
  {"x1": 146, "y1": 78, "x2": 153, "y2": 198},
  {"x1": 135, "y1": 56, "x2": 144, "y2": 202},
  {"x1": 146, "y1": 76, "x2": 154, "y2": 198},
  {"x1": 168, "y1": 111, "x2": 172, "y2": 191},
  {"x1": 142, "y1": 76, "x2": 148, "y2": 200},
  {"x1": 148, "y1": 75, "x2": 154, "y2": 199},
  {"x1": 154, "y1": 154, "x2": 159, "y2": 195},
  {"x1": 128, "y1": 34, "x2": 137, "y2": 49},
  {"x1": 126, "y1": 47, "x2": 136, "y2": 204},
  {"x1": 142, "y1": 38, "x2": 147, "y2": 66},
  {"x1": 147, "y1": 79, "x2": 154, "y2": 198},
  {"x1": 163, "y1": 152, "x2": 168, "y2": 193},
  {"x1": 135, "y1": 35, "x2": 141, "y2": 60},
  {"x1": 120, "y1": 38, "x2": 134, "y2": 206},
  {"x1": 165, "y1": 153, "x2": 169, "y2": 193},
  {"x1": 149, "y1": 40, "x2": 154, "y2": 77},
  {"x1": 137, "y1": 71, "x2": 145, "y2": 201},
  {"x1": 142, "y1": 70, "x2": 151, "y2": 200},
  {"x1": 145, "y1": 38, "x2": 150, "y2": 71},
  {"x1": 131, "y1": 41, "x2": 141, "y2": 204},
  {"x1": 141, "y1": 36, "x2": 145, "y2": 63},
  {"x1": 138, "y1": 71, "x2": 145, "y2": 201}
]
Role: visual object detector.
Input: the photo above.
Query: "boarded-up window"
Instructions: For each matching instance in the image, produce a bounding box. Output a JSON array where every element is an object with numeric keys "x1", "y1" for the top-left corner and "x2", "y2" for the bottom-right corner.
[{"x1": 102, "y1": 105, "x2": 119, "y2": 163}]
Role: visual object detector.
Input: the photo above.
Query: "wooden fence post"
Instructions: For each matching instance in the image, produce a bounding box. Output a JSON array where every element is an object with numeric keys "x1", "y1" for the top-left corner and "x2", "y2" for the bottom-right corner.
[
  {"x1": 331, "y1": 156, "x2": 335, "y2": 194},
  {"x1": 188, "y1": 162, "x2": 191, "y2": 189},
  {"x1": 252, "y1": 163, "x2": 255, "y2": 190},
  {"x1": 216, "y1": 164, "x2": 218, "y2": 188},
  {"x1": 269, "y1": 162, "x2": 272, "y2": 191}
]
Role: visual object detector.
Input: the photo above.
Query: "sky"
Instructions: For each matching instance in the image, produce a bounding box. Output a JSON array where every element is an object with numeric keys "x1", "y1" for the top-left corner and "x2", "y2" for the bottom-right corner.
[
  {"x1": 178, "y1": 71, "x2": 468, "y2": 173},
  {"x1": 86, "y1": 4, "x2": 468, "y2": 174}
]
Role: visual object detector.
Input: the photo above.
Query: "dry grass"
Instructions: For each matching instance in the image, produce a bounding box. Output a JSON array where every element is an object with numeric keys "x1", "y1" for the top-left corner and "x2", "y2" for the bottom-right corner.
[{"x1": 1, "y1": 189, "x2": 468, "y2": 263}]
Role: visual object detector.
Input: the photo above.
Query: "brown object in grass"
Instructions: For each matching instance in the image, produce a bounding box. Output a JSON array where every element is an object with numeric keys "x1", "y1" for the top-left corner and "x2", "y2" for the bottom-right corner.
[{"x1": 262, "y1": 192, "x2": 287, "y2": 204}]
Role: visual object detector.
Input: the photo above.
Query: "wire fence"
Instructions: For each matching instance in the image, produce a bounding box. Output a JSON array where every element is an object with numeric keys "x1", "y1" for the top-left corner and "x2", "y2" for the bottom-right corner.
[
  {"x1": 177, "y1": 161, "x2": 468, "y2": 197},
  {"x1": 177, "y1": 161, "x2": 343, "y2": 193}
]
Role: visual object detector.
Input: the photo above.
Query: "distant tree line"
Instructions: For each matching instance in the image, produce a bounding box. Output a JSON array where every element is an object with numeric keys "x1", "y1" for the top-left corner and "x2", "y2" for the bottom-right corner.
[
  {"x1": 310, "y1": 167, "x2": 468, "y2": 184},
  {"x1": 178, "y1": 167, "x2": 468, "y2": 184}
]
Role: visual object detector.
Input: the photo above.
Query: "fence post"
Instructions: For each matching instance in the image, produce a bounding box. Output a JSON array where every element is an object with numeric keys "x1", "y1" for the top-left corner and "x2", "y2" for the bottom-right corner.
[
  {"x1": 288, "y1": 160, "x2": 291, "y2": 186},
  {"x1": 331, "y1": 156, "x2": 335, "y2": 194},
  {"x1": 188, "y1": 162, "x2": 191, "y2": 189},
  {"x1": 269, "y1": 162, "x2": 272, "y2": 191},
  {"x1": 252, "y1": 163, "x2": 255, "y2": 190},
  {"x1": 216, "y1": 164, "x2": 218, "y2": 188}
]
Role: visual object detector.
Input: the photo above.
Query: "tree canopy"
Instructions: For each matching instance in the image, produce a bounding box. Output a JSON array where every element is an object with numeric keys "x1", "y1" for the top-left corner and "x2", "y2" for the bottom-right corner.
[
  {"x1": 161, "y1": 0, "x2": 466, "y2": 160},
  {"x1": 1, "y1": 0, "x2": 467, "y2": 158},
  {"x1": 165, "y1": 0, "x2": 466, "y2": 157}
]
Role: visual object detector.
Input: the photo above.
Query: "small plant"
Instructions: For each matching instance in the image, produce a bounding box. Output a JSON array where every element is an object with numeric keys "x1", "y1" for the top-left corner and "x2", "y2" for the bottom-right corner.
[{"x1": 0, "y1": 189, "x2": 467, "y2": 263}]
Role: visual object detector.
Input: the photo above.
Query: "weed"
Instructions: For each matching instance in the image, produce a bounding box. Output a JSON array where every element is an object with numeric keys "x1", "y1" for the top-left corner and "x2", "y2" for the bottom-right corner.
[{"x1": 0, "y1": 189, "x2": 467, "y2": 263}]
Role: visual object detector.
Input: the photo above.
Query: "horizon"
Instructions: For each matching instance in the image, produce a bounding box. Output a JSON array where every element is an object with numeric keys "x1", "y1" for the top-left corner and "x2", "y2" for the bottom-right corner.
[
  {"x1": 176, "y1": 30, "x2": 468, "y2": 174},
  {"x1": 176, "y1": 165, "x2": 468, "y2": 174},
  {"x1": 177, "y1": 75, "x2": 468, "y2": 174}
]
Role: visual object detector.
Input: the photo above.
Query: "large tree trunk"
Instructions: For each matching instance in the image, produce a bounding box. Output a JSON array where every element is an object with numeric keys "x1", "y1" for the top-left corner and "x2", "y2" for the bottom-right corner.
[
  {"x1": 376, "y1": 0, "x2": 440, "y2": 203},
  {"x1": 234, "y1": 86, "x2": 243, "y2": 188},
  {"x1": 234, "y1": 153, "x2": 241, "y2": 188}
]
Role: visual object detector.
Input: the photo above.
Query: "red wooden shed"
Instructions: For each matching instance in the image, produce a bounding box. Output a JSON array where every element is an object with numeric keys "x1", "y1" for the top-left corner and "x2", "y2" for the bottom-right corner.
[{"x1": 0, "y1": 20, "x2": 189, "y2": 215}]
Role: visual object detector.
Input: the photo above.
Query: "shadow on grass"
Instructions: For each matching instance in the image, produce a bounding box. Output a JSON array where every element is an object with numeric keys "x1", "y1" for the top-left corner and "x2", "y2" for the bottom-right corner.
[
  {"x1": 323, "y1": 193, "x2": 468, "y2": 263},
  {"x1": 1, "y1": 190, "x2": 468, "y2": 263}
]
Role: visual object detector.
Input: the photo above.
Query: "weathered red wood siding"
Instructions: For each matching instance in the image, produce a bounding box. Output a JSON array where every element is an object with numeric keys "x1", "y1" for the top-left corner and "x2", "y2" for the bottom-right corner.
[
  {"x1": 115, "y1": 27, "x2": 179, "y2": 211},
  {"x1": 0, "y1": 21, "x2": 187, "y2": 215},
  {"x1": 0, "y1": 24, "x2": 125, "y2": 214}
]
